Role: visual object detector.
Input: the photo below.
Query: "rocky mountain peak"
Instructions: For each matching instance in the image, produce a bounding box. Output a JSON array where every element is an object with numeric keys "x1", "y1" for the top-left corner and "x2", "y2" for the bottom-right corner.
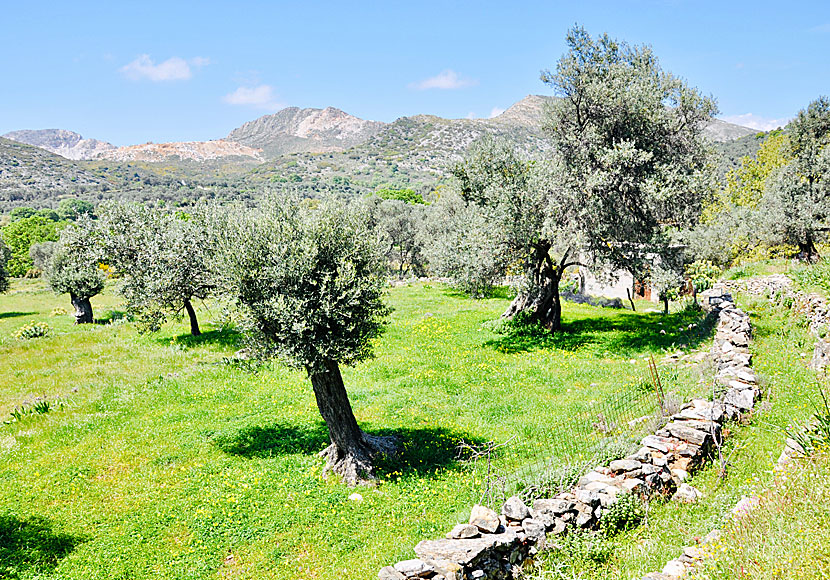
[{"x1": 2, "y1": 128, "x2": 115, "y2": 160}]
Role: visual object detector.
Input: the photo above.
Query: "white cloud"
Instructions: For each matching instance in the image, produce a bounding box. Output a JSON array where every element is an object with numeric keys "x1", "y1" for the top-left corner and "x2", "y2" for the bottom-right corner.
[
  {"x1": 721, "y1": 113, "x2": 790, "y2": 132},
  {"x1": 409, "y1": 69, "x2": 477, "y2": 90},
  {"x1": 810, "y1": 22, "x2": 830, "y2": 33},
  {"x1": 222, "y1": 84, "x2": 284, "y2": 110},
  {"x1": 120, "y1": 54, "x2": 208, "y2": 82},
  {"x1": 489, "y1": 107, "x2": 506, "y2": 118}
]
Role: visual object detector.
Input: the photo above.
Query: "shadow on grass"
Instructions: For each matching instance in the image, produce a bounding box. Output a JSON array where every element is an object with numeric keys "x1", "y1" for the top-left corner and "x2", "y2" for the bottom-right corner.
[
  {"x1": 212, "y1": 422, "x2": 482, "y2": 478},
  {"x1": 0, "y1": 311, "x2": 36, "y2": 319},
  {"x1": 159, "y1": 328, "x2": 242, "y2": 349},
  {"x1": 95, "y1": 309, "x2": 130, "y2": 325},
  {"x1": 439, "y1": 285, "x2": 514, "y2": 301},
  {"x1": 211, "y1": 423, "x2": 329, "y2": 458},
  {"x1": 485, "y1": 307, "x2": 717, "y2": 356},
  {"x1": 0, "y1": 514, "x2": 83, "y2": 578}
]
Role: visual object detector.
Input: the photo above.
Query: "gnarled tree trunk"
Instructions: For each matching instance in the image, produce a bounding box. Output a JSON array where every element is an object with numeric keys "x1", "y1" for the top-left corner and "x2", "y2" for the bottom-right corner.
[
  {"x1": 798, "y1": 234, "x2": 820, "y2": 263},
  {"x1": 502, "y1": 243, "x2": 573, "y2": 332},
  {"x1": 183, "y1": 298, "x2": 201, "y2": 336},
  {"x1": 309, "y1": 359, "x2": 396, "y2": 485},
  {"x1": 70, "y1": 293, "x2": 94, "y2": 324}
]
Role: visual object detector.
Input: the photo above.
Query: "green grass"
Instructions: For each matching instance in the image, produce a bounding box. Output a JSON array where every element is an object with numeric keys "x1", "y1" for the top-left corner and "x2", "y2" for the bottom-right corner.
[
  {"x1": 0, "y1": 280, "x2": 718, "y2": 579},
  {"x1": 527, "y1": 294, "x2": 828, "y2": 579}
]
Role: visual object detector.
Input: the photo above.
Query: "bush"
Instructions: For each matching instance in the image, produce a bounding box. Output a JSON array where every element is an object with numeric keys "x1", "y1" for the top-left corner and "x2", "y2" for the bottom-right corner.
[
  {"x1": 14, "y1": 322, "x2": 51, "y2": 340},
  {"x1": 599, "y1": 492, "x2": 645, "y2": 536}
]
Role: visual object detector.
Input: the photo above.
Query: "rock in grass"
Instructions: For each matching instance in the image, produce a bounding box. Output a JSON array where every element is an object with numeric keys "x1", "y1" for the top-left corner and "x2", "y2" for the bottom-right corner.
[
  {"x1": 469, "y1": 504, "x2": 500, "y2": 533},
  {"x1": 501, "y1": 495, "x2": 530, "y2": 521},
  {"x1": 672, "y1": 483, "x2": 703, "y2": 504}
]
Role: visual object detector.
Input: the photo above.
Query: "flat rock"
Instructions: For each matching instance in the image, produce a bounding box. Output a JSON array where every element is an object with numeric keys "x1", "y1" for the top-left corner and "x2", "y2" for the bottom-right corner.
[
  {"x1": 502, "y1": 496, "x2": 530, "y2": 521},
  {"x1": 724, "y1": 388, "x2": 755, "y2": 411},
  {"x1": 610, "y1": 459, "x2": 642, "y2": 472},
  {"x1": 415, "y1": 530, "x2": 519, "y2": 567},
  {"x1": 469, "y1": 504, "x2": 500, "y2": 533},
  {"x1": 393, "y1": 559, "x2": 433, "y2": 578},
  {"x1": 665, "y1": 422, "x2": 709, "y2": 446},
  {"x1": 661, "y1": 558, "x2": 687, "y2": 576},
  {"x1": 532, "y1": 498, "x2": 574, "y2": 515}
]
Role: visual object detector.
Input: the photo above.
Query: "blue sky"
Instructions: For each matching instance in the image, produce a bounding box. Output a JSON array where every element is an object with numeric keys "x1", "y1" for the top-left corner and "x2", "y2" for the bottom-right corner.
[{"x1": 2, "y1": 0, "x2": 829, "y2": 146}]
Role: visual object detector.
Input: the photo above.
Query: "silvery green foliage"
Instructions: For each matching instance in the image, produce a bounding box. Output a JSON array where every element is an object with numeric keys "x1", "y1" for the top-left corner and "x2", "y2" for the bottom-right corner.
[
  {"x1": 46, "y1": 221, "x2": 105, "y2": 300},
  {"x1": 420, "y1": 188, "x2": 505, "y2": 298},
  {"x1": 0, "y1": 238, "x2": 9, "y2": 293},
  {"x1": 361, "y1": 196, "x2": 427, "y2": 278},
  {"x1": 29, "y1": 241, "x2": 57, "y2": 272},
  {"x1": 760, "y1": 98, "x2": 830, "y2": 259},
  {"x1": 543, "y1": 26, "x2": 717, "y2": 271},
  {"x1": 216, "y1": 196, "x2": 390, "y2": 374},
  {"x1": 95, "y1": 203, "x2": 217, "y2": 333}
]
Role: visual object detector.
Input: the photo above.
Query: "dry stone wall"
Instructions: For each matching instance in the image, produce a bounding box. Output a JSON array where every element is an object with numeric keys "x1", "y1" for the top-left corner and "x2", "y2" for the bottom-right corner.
[
  {"x1": 380, "y1": 284, "x2": 761, "y2": 580},
  {"x1": 725, "y1": 275, "x2": 830, "y2": 371}
]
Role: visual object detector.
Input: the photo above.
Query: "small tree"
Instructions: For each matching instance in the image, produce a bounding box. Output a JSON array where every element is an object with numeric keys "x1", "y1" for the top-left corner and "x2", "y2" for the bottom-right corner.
[
  {"x1": 29, "y1": 241, "x2": 57, "y2": 273},
  {"x1": 217, "y1": 196, "x2": 394, "y2": 484},
  {"x1": 46, "y1": 221, "x2": 106, "y2": 324},
  {"x1": 363, "y1": 196, "x2": 427, "y2": 279},
  {"x1": 1, "y1": 216, "x2": 64, "y2": 277},
  {"x1": 96, "y1": 203, "x2": 216, "y2": 335},
  {"x1": 0, "y1": 239, "x2": 10, "y2": 294}
]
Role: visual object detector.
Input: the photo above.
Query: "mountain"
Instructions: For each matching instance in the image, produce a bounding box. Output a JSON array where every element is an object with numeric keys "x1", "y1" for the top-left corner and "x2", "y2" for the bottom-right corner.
[
  {"x1": 1, "y1": 95, "x2": 758, "y2": 210},
  {"x1": 2, "y1": 129, "x2": 115, "y2": 160},
  {"x1": 227, "y1": 106, "x2": 386, "y2": 157}
]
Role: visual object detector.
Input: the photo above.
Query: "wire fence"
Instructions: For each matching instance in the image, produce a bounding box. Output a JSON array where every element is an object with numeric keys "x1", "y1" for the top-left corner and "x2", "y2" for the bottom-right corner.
[{"x1": 461, "y1": 367, "x2": 711, "y2": 507}]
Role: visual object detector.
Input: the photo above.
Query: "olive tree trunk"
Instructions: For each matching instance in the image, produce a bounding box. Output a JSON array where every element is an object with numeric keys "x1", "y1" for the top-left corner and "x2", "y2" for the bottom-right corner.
[
  {"x1": 183, "y1": 298, "x2": 201, "y2": 336},
  {"x1": 501, "y1": 243, "x2": 577, "y2": 332},
  {"x1": 309, "y1": 359, "x2": 396, "y2": 485},
  {"x1": 70, "y1": 293, "x2": 94, "y2": 324}
]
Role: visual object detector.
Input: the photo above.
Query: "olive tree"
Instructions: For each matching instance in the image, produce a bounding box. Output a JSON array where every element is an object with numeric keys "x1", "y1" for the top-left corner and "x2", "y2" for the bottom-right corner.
[
  {"x1": 96, "y1": 203, "x2": 216, "y2": 335},
  {"x1": 760, "y1": 97, "x2": 830, "y2": 261},
  {"x1": 46, "y1": 220, "x2": 106, "y2": 323},
  {"x1": 498, "y1": 27, "x2": 714, "y2": 330},
  {"x1": 216, "y1": 196, "x2": 394, "y2": 484},
  {"x1": 362, "y1": 196, "x2": 427, "y2": 279}
]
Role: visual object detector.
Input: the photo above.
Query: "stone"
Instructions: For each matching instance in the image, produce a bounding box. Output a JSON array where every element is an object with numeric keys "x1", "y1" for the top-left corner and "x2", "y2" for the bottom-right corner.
[
  {"x1": 724, "y1": 388, "x2": 755, "y2": 411},
  {"x1": 670, "y1": 469, "x2": 689, "y2": 484},
  {"x1": 521, "y1": 518, "x2": 546, "y2": 542},
  {"x1": 630, "y1": 447, "x2": 653, "y2": 463},
  {"x1": 448, "y1": 524, "x2": 480, "y2": 539},
  {"x1": 665, "y1": 422, "x2": 709, "y2": 447},
  {"x1": 415, "y1": 530, "x2": 519, "y2": 567},
  {"x1": 549, "y1": 518, "x2": 567, "y2": 535},
  {"x1": 661, "y1": 559, "x2": 687, "y2": 577},
  {"x1": 573, "y1": 489, "x2": 601, "y2": 507},
  {"x1": 577, "y1": 471, "x2": 617, "y2": 488},
  {"x1": 501, "y1": 496, "x2": 530, "y2": 521},
  {"x1": 622, "y1": 478, "x2": 645, "y2": 493},
  {"x1": 533, "y1": 498, "x2": 574, "y2": 515},
  {"x1": 348, "y1": 493, "x2": 363, "y2": 502},
  {"x1": 673, "y1": 483, "x2": 703, "y2": 504},
  {"x1": 469, "y1": 504, "x2": 500, "y2": 533},
  {"x1": 379, "y1": 566, "x2": 407, "y2": 580},
  {"x1": 393, "y1": 559, "x2": 433, "y2": 578},
  {"x1": 642, "y1": 435, "x2": 676, "y2": 453},
  {"x1": 575, "y1": 509, "x2": 593, "y2": 528},
  {"x1": 682, "y1": 546, "x2": 704, "y2": 561},
  {"x1": 609, "y1": 459, "x2": 642, "y2": 473}
]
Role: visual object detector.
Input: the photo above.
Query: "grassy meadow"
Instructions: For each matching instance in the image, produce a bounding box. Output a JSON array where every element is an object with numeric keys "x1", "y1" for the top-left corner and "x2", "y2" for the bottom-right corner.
[{"x1": 0, "y1": 278, "x2": 814, "y2": 579}]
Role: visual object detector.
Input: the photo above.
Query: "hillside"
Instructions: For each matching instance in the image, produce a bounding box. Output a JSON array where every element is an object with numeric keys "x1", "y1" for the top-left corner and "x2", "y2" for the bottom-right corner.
[
  {"x1": 0, "y1": 137, "x2": 112, "y2": 208},
  {"x1": 94, "y1": 140, "x2": 263, "y2": 163},
  {"x1": 2, "y1": 129, "x2": 115, "y2": 160}
]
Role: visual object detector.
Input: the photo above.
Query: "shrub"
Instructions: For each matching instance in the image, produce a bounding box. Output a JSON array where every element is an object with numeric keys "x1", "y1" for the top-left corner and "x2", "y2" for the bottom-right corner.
[
  {"x1": 14, "y1": 322, "x2": 51, "y2": 340},
  {"x1": 599, "y1": 492, "x2": 646, "y2": 536}
]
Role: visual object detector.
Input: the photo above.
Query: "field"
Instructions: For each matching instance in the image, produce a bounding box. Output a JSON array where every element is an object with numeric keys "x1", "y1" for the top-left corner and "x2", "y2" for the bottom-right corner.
[{"x1": 0, "y1": 279, "x2": 820, "y2": 579}]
